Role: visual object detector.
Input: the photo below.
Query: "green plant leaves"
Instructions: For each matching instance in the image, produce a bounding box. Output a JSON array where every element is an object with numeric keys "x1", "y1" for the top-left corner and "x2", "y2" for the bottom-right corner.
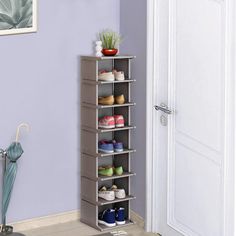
[
  {"x1": 0, "y1": 0, "x2": 32, "y2": 30},
  {"x1": 0, "y1": 12, "x2": 14, "y2": 24},
  {"x1": 0, "y1": 21, "x2": 12, "y2": 29},
  {"x1": 12, "y1": 0, "x2": 22, "y2": 23},
  {"x1": 99, "y1": 30, "x2": 122, "y2": 49},
  {"x1": 0, "y1": 0, "x2": 12, "y2": 14},
  {"x1": 20, "y1": 0, "x2": 28, "y2": 7},
  {"x1": 17, "y1": 15, "x2": 30, "y2": 28}
]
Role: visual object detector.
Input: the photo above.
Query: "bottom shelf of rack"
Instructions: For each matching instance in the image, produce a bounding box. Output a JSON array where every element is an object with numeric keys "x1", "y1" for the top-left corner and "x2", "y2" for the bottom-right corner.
[
  {"x1": 81, "y1": 199, "x2": 134, "y2": 232},
  {"x1": 98, "y1": 220, "x2": 134, "y2": 231}
]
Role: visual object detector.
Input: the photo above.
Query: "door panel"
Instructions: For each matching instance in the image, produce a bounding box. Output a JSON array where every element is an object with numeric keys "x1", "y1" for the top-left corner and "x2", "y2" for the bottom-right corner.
[
  {"x1": 175, "y1": 0, "x2": 224, "y2": 152},
  {"x1": 175, "y1": 144, "x2": 221, "y2": 235},
  {"x1": 167, "y1": 0, "x2": 226, "y2": 235}
]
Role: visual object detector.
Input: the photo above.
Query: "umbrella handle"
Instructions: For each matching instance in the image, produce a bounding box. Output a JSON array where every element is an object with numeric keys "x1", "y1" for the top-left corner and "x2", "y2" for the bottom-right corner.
[{"x1": 15, "y1": 123, "x2": 30, "y2": 142}]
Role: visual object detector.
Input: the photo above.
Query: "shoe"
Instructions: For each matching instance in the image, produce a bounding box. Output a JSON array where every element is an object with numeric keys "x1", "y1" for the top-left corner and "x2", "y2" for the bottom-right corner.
[
  {"x1": 98, "y1": 166, "x2": 114, "y2": 176},
  {"x1": 113, "y1": 70, "x2": 125, "y2": 81},
  {"x1": 114, "y1": 115, "x2": 125, "y2": 128},
  {"x1": 98, "y1": 71, "x2": 115, "y2": 81},
  {"x1": 112, "y1": 140, "x2": 124, "y2": 152},
  {"x1": 111, "y1": 185, "x2": 126, "y2": 199},
  {"x1": 115, "y1": 94, "x2": 125, "y2": 104},
  {"x1": 98, "y1": 186, "x2": 115, "y2": 201},
  {"x1": 98, "y1": 116, "x2": 115, "y2": 129},
  {"x1": 98, "y1": 95, "x2": 114, "y2": 105},
  {"x1": 98, "y1": 165, "x2": 123, "y2": 176},
  {"x1": 98, "y1": 209, "x2": 116, "y2": 227},
  {"x1": 114, "y1": 166, "x2": 123, "y2": 176},
  {"x1": 98, "y1": 140, "x2": 114, "y2": 153},
  {"x1": 116, "y1": 208, "x2": 126, "y2": 225}
]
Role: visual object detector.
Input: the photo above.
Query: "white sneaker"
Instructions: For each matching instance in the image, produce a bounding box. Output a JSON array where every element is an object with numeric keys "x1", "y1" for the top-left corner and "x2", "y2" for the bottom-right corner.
[
  {"x1": 113, "y1": 70, "x2": 125, "y2": 81},
  {"x1": 98, "y1": 71, "x2": 115, "y2": 81},
  {"x1": 111, "y1": 185, "x2": 126, "y2": 199},
  {"x1": 98, "y1": 186, "x2": 115, "y2": 201}
]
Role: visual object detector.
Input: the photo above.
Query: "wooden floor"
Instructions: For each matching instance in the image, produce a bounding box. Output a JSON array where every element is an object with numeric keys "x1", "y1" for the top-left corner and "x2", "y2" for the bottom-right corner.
[{"x1": 21, "y1": 221, "x2": 156, "y2": 236}]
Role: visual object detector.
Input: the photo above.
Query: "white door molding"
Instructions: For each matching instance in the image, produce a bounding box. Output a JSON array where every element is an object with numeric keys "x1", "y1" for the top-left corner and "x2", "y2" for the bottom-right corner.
[
  {"x1": 146, "y1": 0, "x2": 161, "y2": 232},
  {"x1": 222, "y1": 0, "x2": 236, "y2": 235},
  {"x1": 146, "y1": 0, "x2": 236, "y2": 234}
]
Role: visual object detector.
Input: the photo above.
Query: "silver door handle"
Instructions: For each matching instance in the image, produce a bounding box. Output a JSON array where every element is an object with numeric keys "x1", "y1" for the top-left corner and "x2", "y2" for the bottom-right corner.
[{"x1": 154, "y1": 104, "x2": 172, "y2": 115}]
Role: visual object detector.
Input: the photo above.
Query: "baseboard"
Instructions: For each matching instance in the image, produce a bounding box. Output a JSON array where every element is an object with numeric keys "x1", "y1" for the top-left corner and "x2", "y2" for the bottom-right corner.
[
  {"x1": 130, "y1": 210, "x2": 145, "y2": 229},
  {"x1": 11, "y1": 210, "x2": 80, "y2": 232},
  {"x1": 11, "y1": 210, "x2": 144, "y2": 232}
]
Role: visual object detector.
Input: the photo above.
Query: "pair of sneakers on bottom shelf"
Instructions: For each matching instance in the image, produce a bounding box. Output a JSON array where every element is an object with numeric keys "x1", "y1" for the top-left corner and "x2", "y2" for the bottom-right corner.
[
  {"x1": 98, "y1": 208, "x2": 125, "y2": 227},
  {"x1": 98, "y1": 185, "x2": 126, "y2": 201}
]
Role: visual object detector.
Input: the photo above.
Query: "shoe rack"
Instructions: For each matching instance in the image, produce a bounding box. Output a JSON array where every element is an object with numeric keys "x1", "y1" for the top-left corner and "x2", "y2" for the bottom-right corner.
[{"x1": 80, "y1": 55, "x2": 136, "y2": 231}]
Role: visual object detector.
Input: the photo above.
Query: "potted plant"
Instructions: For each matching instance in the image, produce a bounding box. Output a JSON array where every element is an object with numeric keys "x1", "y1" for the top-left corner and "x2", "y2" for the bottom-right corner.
[{"x1": 99, "y1": 29, "x2": 122, "y2": 56}]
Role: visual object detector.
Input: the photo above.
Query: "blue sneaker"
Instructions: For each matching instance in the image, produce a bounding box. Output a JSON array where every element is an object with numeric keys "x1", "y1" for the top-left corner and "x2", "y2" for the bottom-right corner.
[
  {"x1": 116, "y1": 208, "x2": 125, "y2": 225},
  {"x1": 113, "y1": 140, "x2": 124, "y2": 152},
  {"x1": 98, "y1": 209, "x2": 116, "y2": 227},
  {"x1": 98, "y1": 140, "x2": 114, "y2": 153}
]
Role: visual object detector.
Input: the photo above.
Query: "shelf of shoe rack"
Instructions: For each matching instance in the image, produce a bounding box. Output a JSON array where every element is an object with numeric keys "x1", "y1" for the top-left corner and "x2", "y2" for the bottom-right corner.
[
  {"x1": 97, "y1": 172, "x2": 136, "y2": 181},
  {"x1": 80, "y1": 55, "x2": 136, "y2": 231},
  {"x1": 98, "y1": 220, "x2": 134, "y2": 231},
  {"x1": 82, "y1": 126, "x2": 136, "y2": 133},
  {"x1": 82, "y1": 79, "x2": 136, "y2": 85},
  {"x1": 82, "y1": 102, "x2": 136, "y2": 109},
  {"x1": 98, "y1": 149, "x2": 136, "y2": 158},
  {"x1": 97, "y1": 195, "x2": 136, "y2": 206}
]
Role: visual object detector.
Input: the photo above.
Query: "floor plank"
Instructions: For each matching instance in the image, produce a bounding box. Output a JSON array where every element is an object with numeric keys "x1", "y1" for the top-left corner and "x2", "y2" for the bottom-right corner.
[{"x1": 20, "y1": 221, "x2": 156, "y2": 236}]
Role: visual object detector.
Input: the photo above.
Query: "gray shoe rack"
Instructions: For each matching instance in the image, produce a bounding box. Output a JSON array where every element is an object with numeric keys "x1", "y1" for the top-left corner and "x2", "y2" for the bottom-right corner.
[{"x1": 80, "y1": 55, "x2": 136, "y2": 231}]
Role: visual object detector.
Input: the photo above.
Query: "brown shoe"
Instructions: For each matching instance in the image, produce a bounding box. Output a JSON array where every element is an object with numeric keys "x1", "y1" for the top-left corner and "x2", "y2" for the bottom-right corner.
[
  {"x1": 98, "y1": 95, "x2": 114, "y2": 105},
  {"x1": 115, "y1": 94, "x2": 125, "y2": 104}
]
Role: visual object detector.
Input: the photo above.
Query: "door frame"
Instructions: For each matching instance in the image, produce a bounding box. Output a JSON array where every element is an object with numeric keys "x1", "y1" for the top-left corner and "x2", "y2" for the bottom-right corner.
[
  {"x1": 146, "y1": 0, "x2": 160, "y2": 232},
  {"x1": 146, "y1": 0, "x2": 236, "y2": 234}
]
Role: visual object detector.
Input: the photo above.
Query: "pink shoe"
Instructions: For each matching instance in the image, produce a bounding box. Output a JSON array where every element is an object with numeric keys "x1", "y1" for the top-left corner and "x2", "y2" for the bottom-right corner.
[
  {"x1": 114, "y1": 115, "x2": 125, "y2": 128},
  {"x1": 98, "y1": 116, "x2": 115, "y2": 129}
]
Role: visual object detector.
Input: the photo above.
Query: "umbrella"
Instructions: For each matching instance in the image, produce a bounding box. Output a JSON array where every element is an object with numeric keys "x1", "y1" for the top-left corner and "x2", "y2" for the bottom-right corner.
[
  {"x1": 2, "y1": 142, "x2": 24, "y2": 224},
  {"x1": 0, "y1": 123, "x2": 29, "y2": 236}
]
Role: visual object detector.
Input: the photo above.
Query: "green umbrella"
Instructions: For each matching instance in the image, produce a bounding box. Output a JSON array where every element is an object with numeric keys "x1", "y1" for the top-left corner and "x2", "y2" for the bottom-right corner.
[
  {"x1": 2, "y1": 142, "x2": 24, "y2": 225},
  {"x1": 0, "y1": 123, "x2": 29, "y2": 236}
]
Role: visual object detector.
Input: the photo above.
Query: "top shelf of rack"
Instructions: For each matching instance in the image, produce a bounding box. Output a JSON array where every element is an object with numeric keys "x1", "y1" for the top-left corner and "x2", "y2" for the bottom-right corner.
[{"x1": 80, "y1": 55, "x2": 136, "y2": 61}]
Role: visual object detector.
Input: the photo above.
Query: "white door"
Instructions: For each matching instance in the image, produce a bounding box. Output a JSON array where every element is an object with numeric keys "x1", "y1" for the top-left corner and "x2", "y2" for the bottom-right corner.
[{"x1": 146, "y1": 0, "x2": 235, "y2": 235}]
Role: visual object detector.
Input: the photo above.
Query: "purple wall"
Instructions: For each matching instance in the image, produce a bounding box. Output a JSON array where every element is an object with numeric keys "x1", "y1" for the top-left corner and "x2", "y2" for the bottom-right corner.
[
  {"x1": 120, "y1": 0, "x2": 147, "y2": 219},
  {"x1": 0, "y1": 0, "x2": 120, "y2": 222}
]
